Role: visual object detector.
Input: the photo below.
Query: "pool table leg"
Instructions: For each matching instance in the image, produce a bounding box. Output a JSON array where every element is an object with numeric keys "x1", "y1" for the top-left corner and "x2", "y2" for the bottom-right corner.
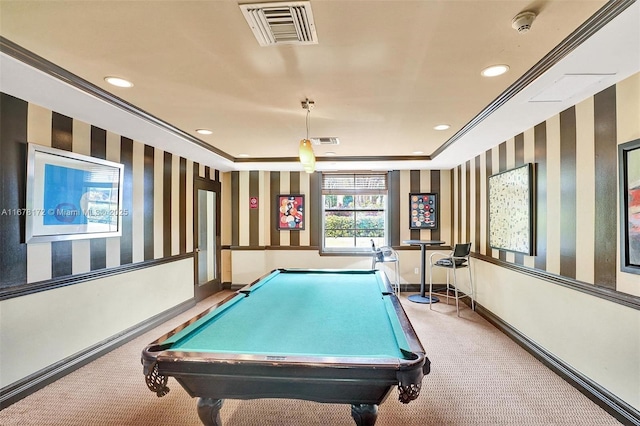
[
  {"x1": 197, "y1": 397, "x2": 224, "y2": 426},
  {"x1": 350, "y1": 404, "x2": 378, "y2": 425}
]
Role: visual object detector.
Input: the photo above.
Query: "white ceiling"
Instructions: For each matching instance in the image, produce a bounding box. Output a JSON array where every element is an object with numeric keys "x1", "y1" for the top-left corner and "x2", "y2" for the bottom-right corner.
[{"x1": 1, "y1": 0, "x2": 638, "y2": 172}]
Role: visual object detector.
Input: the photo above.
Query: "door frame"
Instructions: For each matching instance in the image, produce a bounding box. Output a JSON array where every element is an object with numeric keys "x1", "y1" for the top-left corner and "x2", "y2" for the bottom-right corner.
[{"x1": 193, "y1": 176, "x2": 222, "y2": 301}]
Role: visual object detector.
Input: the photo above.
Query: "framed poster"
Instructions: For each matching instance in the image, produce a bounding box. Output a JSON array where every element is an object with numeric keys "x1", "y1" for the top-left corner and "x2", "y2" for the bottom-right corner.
[
  {"x1": 409, "y1": 193, "x2": 438, "y2": 230},
  {"x1": 488, "y1": 163, "x2": 535, "y2": 255},
  {"x1": 619, "y1": 138, "x2": 640, "y2": 274},
  {"x1": 25, "y1": 143, "x2": 125, "y2": 243},
  {"x1": 276, "y1": 194, "x2": 305, "y2": 230}
]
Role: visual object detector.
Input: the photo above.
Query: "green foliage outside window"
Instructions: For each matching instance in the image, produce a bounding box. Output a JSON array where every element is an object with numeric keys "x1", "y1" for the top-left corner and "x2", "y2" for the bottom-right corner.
[{"x1": 325, "y1": 215, "x2": 384, "y2": 238}]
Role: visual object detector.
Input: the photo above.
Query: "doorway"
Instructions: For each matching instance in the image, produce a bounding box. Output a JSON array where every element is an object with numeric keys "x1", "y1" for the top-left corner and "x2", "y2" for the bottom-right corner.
[{"x1": 193, "y1": 177, "x2": 221, "y2": 301}]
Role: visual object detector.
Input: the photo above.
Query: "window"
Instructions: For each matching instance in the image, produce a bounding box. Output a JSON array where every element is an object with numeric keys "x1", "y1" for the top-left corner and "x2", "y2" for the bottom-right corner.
[{"x1": 321, "y1": 173, "x2": 388, "y2": 253}]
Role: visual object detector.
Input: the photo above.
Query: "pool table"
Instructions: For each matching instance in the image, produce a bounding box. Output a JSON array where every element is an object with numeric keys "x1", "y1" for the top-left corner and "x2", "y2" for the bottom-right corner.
[{"x1": 142, "y1": 268, "x2": 430, "y2": 426}]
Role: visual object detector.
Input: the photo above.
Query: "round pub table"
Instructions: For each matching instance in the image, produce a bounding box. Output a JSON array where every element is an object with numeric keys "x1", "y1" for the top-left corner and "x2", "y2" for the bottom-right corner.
[{"x1": 402, "y1": 240, "x2": 446, "y2": 304}]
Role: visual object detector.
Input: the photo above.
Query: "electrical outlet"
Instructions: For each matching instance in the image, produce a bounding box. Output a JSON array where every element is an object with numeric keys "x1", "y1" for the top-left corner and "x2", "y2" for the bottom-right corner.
[{"x1": 414, "y1": 267, "x2": 419, "y2": 275}]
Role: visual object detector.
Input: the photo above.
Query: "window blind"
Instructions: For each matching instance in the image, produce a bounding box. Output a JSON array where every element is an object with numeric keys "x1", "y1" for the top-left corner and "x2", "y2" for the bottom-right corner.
[{"x1": 321, "y1": 173, "x2": 387, "y2": 195}]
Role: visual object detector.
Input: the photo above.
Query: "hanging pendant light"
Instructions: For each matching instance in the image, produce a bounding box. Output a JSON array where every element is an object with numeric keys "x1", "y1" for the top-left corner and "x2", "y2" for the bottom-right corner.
[
  {"x1": 299, "y1": 99, "x2": 316, "y2": 173},
  {"x1": 299, "y1": 138, "x2": 315, "y2": 165}
]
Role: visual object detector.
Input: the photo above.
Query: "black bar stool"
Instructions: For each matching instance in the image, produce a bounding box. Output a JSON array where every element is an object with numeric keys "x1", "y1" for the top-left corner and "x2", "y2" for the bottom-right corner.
[{"x1": 428, "y1": 242, "x2": 474, "y2": 316}]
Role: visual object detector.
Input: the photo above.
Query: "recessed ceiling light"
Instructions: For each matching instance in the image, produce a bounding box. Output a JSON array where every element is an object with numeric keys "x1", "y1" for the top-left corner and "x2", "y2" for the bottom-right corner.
[
  {"x1": 412, "y1": 151, "x2": 424, "y2": 155},
  {"x1": 481, "y1": 65, "x2": 510, "y2": 77},
  {"x1": 196, "y1": 129, "x2": 213, "y2": 135},
  {"x1": 104, "y1": 76, "x2": 134, "y2": 88},
  {"x1": 237, "y1": 153, "x2": 250, "y2": 158},
  {"x1": 433, "y1": 124, "x2": 450, "y2": 131},
  {"x1": 325, "y1": 151, "x2": 337, "y2": 156}
]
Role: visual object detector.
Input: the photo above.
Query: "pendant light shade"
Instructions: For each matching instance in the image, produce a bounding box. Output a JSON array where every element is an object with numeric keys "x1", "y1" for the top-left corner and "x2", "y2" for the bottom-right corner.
[{"x1": 299, "y1": 139, "x2": 315, "y2": 165}]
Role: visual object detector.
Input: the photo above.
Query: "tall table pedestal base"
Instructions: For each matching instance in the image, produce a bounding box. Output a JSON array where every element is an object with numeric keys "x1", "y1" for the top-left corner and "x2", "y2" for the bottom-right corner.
[{"x1": 407, "y1": 294, "x2": 439, "y2": 304}]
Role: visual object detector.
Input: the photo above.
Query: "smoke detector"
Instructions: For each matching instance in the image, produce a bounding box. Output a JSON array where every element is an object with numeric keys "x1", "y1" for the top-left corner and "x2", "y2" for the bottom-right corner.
[{"x1": 511, "y1": 11, "x2": 536, "y2": 34}]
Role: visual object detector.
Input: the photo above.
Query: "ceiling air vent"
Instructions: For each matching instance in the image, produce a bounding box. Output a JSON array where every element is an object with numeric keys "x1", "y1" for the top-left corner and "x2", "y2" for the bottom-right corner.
[
  {"x1": 240, "y1": 1, "x2": 318, "y2": 46},
  {"x1": 310, "y1": 137, "x2": 340, "y2": 146}
]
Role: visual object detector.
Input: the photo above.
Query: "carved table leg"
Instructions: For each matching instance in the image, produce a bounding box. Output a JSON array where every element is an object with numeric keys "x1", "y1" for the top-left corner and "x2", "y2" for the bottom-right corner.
[
  {"x1": 196, "y1": 398, "x2": 224, "y2": 426},
  {"x1": 350, "y1": 404, "x2": 378, "y2": 426}
]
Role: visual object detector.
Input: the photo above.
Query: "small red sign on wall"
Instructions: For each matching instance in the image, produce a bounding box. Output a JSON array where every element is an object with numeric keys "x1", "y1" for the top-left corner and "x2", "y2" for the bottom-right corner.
[{"x1": 250, "y1": 197, "x2": 258, "y2": 209}]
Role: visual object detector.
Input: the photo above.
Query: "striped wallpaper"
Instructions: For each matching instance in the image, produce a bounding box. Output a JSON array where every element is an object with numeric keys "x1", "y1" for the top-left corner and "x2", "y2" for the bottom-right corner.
[
  {"x1": 4, "y1": 73, "x2": 637, "y2": 296},
  {"x1": 451, "y1": 73, "x2": 640, "y2": 294},
  {"x1": 225, "y1": 169, "x2": 454, "y2": 250},
  {"x1": 228, "y1": 170, "x2": 319, "y2": 249},
  {"x1": 0, "y1": 93, "x2": 220, "y2": 290}
]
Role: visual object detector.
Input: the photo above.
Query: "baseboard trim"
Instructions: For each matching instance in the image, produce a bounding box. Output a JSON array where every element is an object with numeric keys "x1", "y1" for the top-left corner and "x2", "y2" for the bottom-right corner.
[
  {"x1": 399, "y1": 283, "x2": 447, "y2": 293},
  {"x1": 475, "y1": 304, "x2": 640, "y2": 426},
  {"x1": 0, "y1": 298, "x2": 196, "y2": 409}
]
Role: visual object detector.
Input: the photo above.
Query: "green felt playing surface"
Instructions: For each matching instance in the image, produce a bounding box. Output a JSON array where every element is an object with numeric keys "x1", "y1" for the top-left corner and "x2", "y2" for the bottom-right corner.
[{"x1": 165, "y1": 270, "x2": 409, "y2": 359}]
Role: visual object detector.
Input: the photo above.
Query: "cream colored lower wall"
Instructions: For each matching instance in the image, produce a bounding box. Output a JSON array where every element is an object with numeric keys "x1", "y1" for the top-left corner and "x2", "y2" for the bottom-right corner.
[
  {"x1": 231, "y1": 249, "x2": 452, "y2": 287},
  {"x1": 0, "y1": 258, "x2": 194, "y2": 388},
  {"x1": 222, "y1": 249, "x2": 232, "y2": 283},
  {"x1": 231, "y1": 250, "x2": 374, "y2": 285},
  {"x1": 473, "y1": 259, "x2": 640, "y2": 410}
]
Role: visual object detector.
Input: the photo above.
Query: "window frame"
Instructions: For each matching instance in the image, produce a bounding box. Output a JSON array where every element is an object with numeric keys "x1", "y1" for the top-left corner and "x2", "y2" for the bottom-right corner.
[{"x1": 320, "y1": 172, "x2": 389, "y2": 254}]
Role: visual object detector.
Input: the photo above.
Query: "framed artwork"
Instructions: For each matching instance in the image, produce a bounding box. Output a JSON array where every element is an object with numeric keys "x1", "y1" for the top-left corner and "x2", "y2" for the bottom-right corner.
[
  {"x1": 488, "y1": 163, "x2": 535, "y2": 255},
  {"x1": 409, "y1": 193, "x2": 438, "y2": 230},
  {"x1": 619, "y1": 139, "x2": 640, "y2": 274},
  {"x1": 25, "y1": 143, "x2": 125, "y2": 243},
  {"x1": 276, "y1": 194, "x2": 305, "y2": 230}
]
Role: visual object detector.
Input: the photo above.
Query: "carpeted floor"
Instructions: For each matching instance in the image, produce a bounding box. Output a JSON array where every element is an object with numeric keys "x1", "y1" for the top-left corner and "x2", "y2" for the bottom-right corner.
[{"x1": 0, "y1": 291, "x2": 621, "y2": 425}]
